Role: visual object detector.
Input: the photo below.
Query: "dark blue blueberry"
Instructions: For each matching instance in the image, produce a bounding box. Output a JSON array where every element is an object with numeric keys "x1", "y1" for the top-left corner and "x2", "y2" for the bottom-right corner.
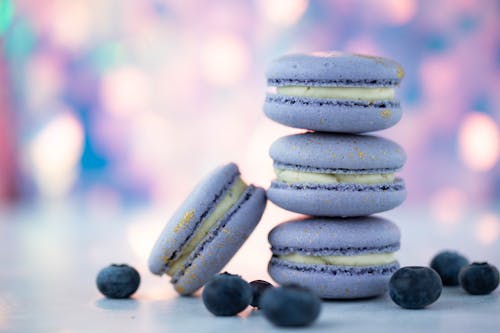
[
  {"x1": 430, "y1": 250, "x2": 469, "y2": 286},
  {"x1": 249, "y1": 280, "x2": 273, "y2": 308},
  {"x1": 260, "y1": 285, "x2": 321, "y2": 327},
  {"x1": 459, "y1": 262, "x2": 499, "y2": 295},
  {"x1": 389, "y1": 266, "x2": 442, "y2": 309},
  {"x1": 202, "y1": 272, "x2": 252, "y2": 316},
  {"x1": 96, "y1": 264, "x2": 140, "y2": 299}
]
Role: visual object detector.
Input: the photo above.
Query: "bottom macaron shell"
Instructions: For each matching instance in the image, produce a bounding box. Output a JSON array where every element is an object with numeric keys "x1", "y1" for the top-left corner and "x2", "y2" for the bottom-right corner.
[
  {"x1": 171, "y1": 186, "x2": 267, "y2": 295},
  {"x1": 269, "y1": 257, "x2": 400, "y2": 299},
  {"x1": 264, "y1": 95, "x2": 402, "y2": 133},
  {"x1": 267, "y1": 179, "x2": 406, "y2": 217}
]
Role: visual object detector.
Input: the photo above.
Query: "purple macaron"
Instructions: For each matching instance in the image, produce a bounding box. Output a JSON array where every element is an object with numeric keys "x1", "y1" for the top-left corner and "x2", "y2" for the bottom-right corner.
[
  {"x1": 267, "y1": 131, "x2": 406, "y2": 217},
  {"x1": 264, "y1": 52, "x2": 404, "y2": 133},
  {"x1": 148, "y1": 163, "x2": 266, "y2": 295},
  {"x1": 268, "y1": 216, "x2": 401, "y2": 299}
]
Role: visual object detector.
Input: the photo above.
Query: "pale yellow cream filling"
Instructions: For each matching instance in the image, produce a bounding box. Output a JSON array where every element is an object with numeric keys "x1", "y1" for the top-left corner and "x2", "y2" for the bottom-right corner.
[
  {"x1": 275, "y1": 168, "x2": 395, "y2": 185},
  {"x1": 277, "y1": 86, "x2": 395, "y2": 100},
  {"x1": 166, "y1": 178, "x2": 247, "y2": 276},
  {"x1": 279, "y1": 253, "x2": 396, "y2": 267}
]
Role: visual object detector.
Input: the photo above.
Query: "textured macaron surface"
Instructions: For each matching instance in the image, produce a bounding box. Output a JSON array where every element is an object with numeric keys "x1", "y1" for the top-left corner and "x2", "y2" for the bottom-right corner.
[
  {"x1": 171, "y1": 185, "x2": 266, "y2": 295},
  {"x1": 268, "y1": 216, "x2": 401, "y2": 256},
  {"x1": 264, "y1": 52, "x2": 405, "y2": 133},
  {"x1": 270, "y1": 132, "x2": 406, "y2": 173},
  {"x1": 148, "y1": 163, "x2": 241, "y2": 275},
  {"x1": 266, "y1": 52, "x2": 404, "y2": 87},
  {"x1": 268, "y1": 216, "x2": 400, "y2": 299},
  {"x1": 267, "y1": 216, "x2": 401, "y2": 298},
  {"x1": 268, "y1": 132, "x2": 406, "y2": 217}
]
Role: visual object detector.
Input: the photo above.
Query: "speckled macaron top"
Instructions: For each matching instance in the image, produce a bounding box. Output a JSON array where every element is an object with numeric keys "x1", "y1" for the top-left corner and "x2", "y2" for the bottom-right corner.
[
  {"x1": 148, "y1": 163, "x2": 241, "y2": 275},
  {"x1": 269, "y1": 132, "x2": 406, "y2": 174},
  {"x1": 266, "y1": 52, "x2": 405, "y2": 87},
  {"x1": 269, "y1": 216, "x2": 401, "y2": 256}
]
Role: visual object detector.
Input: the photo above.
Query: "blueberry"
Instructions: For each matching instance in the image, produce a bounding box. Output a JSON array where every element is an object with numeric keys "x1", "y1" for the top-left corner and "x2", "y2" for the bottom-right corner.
[
  {"x1": 430, "y1": 250, "x2": 469, "y2": 286},
  {"x1": 202, "y1": 272, "x2": 252, "y2": 316},
  {"x1": 389, "y1": 266, "x2": 442, "y2": 309},
  {"x1": 459, "y1": 262, "x2": 499, "y2": 295},
  {"x1": 260, "y1": 285, "x2": 321, "y2": 327},
  {"x1": 249, "y1": 280, "x2": 273, "y2": 308},
  {"x1": 96, "y1": 264, "x2": 140, "y2": 299}
]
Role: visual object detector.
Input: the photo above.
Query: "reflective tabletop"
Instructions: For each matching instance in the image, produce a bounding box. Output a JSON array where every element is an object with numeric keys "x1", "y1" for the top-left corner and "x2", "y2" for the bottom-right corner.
[{"x1": 1, "y1": 202, "x2": 499, "y2": 332}]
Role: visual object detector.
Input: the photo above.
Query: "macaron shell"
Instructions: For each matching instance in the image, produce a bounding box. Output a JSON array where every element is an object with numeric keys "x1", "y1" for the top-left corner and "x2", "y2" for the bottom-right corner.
[
  {"x1": 171, "y1": 186, "x2": 267, "y2": 295},
  {"x1": 268, "y1": 216, "x2": 401, "y2": 255},
  {"x1": 148, "y1": 163, "x2": 239, "y2": 275},
  {"x1": 269, "y1": 132, "x2": 406, "y2": 172},
  {"x1": 267, "y1": 179, "x2": 406, "y2": 217},
  {"x1": 268, "y1": 257, "x2": 400, "y2": 299},
  {"x1": 264, "y1": 94, "x2": 402, "y2": 133},
  {"x1": 266, "y1": 52, "x2": 404, "y2": 87}
]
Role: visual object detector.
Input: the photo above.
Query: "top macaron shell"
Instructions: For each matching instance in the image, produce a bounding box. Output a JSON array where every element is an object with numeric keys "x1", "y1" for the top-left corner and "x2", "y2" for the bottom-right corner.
[
  {"x1": 269, "y1": 216, "x2": 401, "y2": 257},
  {"x1": 148, "y1": 163, "x2": 241, "y2": 275},
  {"x1": 264, "y1": 52, "x2": 404, "y2": 133},
  {"x1": 267, "y1": 52, "x2": 404, "y2": 87},
  {"x1": 270, "y1": 132, "x2": 406, "y2": 173}
]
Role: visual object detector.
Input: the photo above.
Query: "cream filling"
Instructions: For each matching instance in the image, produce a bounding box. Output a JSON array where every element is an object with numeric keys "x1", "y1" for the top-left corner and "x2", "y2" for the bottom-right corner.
[
  {"x1": 277, "y1": 86, "x2": 395, "y2": 100},
  {"x1": 275, "y1": 168, "x2": 395, "y2": 185},
  {"x1": 279, "y1": 253, "x2": 396, "y2": 267},
  {"x1": 166, "y1": 178, "x2": 247, "y2": 276}
]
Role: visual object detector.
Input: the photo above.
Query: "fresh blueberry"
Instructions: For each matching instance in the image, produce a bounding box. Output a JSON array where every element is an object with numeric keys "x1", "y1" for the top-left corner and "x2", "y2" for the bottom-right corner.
[
  {"x1": 202, "y1": 272, "x2": 252, "y2": 316},
  {"x1": 260, "y1": 285, "x2": 321, "y2": 327},
  {"x1": 430, "y1": 250, "x2": 469, "y2": 286},
  {"x1": 459, "y1": 262, "x2": 499, "y2": 295},
  {"x1": 249, "y1": 280, "x2": 273, "y2": 308},
  {"x1": 389, "y1": 266, "x2": 442, "y2": 309},
  {"x1": 96, "y1": 264, "x2": 140, "y2": 299}
]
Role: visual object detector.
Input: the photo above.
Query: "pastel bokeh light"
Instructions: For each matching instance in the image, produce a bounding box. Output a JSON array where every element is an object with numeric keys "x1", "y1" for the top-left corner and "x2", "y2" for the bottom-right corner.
[
  {"x1": 475, "y1": 213, "x2": 500, "y2": 245},
  {"x1": 458, "y1": 112, "x2": 500, "y2": 172},
  {"x1": 45, "y1": 0, "x2": 92, "y2": 50},
  {"x1": 365, "y1": 0, "x2": 418, "y2": 25},
  {"x1": 0, "y1": 0, "x2": 499, "y2": 211},
  {"x1": 26, "y1": 54, "x2": 64, "y2": 111},
  {"x1": 200, "y1": 33, "x2": 250, "y2": 86},
  {"x1": 101, "y1": 66, "x2": 152, "y2": 116},
  {"x1": 27, "y1": 112, "x2": 84, "y2": 197},
  {"x1": 258, "y1": 0, "x2": 309, "y2": 26},
  {"x1": 126, "y1": 211, "x2": 164, "y2": 261},
  {"x1": 430, "y1": 186, "x2": 468, "y2": 225}
]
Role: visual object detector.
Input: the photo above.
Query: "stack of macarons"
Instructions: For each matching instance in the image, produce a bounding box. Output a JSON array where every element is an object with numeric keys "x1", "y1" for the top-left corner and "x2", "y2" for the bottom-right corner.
[
  {"x1": 147, "y1": 51, "x2": 407, "y2": 300},
  {"x1": 264, "y1": 52, "x2": 407, "y2": 298}
]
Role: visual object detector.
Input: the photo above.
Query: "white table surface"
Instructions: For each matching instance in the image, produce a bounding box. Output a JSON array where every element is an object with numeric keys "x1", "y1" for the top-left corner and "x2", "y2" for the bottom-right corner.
[{"x1": 1, "y1": 202, "x2": 499, "y2": 332}]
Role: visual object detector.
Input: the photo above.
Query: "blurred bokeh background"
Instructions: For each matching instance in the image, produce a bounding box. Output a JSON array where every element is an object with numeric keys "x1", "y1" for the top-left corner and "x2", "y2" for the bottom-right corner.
[{"x1": 0, "y1": 0, "x2": 499, "y2": 216}]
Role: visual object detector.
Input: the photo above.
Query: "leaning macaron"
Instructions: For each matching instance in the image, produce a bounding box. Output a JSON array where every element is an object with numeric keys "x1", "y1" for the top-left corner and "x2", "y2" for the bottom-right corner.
[
  {"x1": 264, "y1": 52, "x2": 404, "y2": 133},
  {"x1": 267, "y1": 132, "x2": 406, "y2": 217},
  {"x1": 268, "y1": 216, "x2": 401, "y2": 299},
  {"x1": 148, "y1": 163, "x2": 266, "y2": 295}
]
